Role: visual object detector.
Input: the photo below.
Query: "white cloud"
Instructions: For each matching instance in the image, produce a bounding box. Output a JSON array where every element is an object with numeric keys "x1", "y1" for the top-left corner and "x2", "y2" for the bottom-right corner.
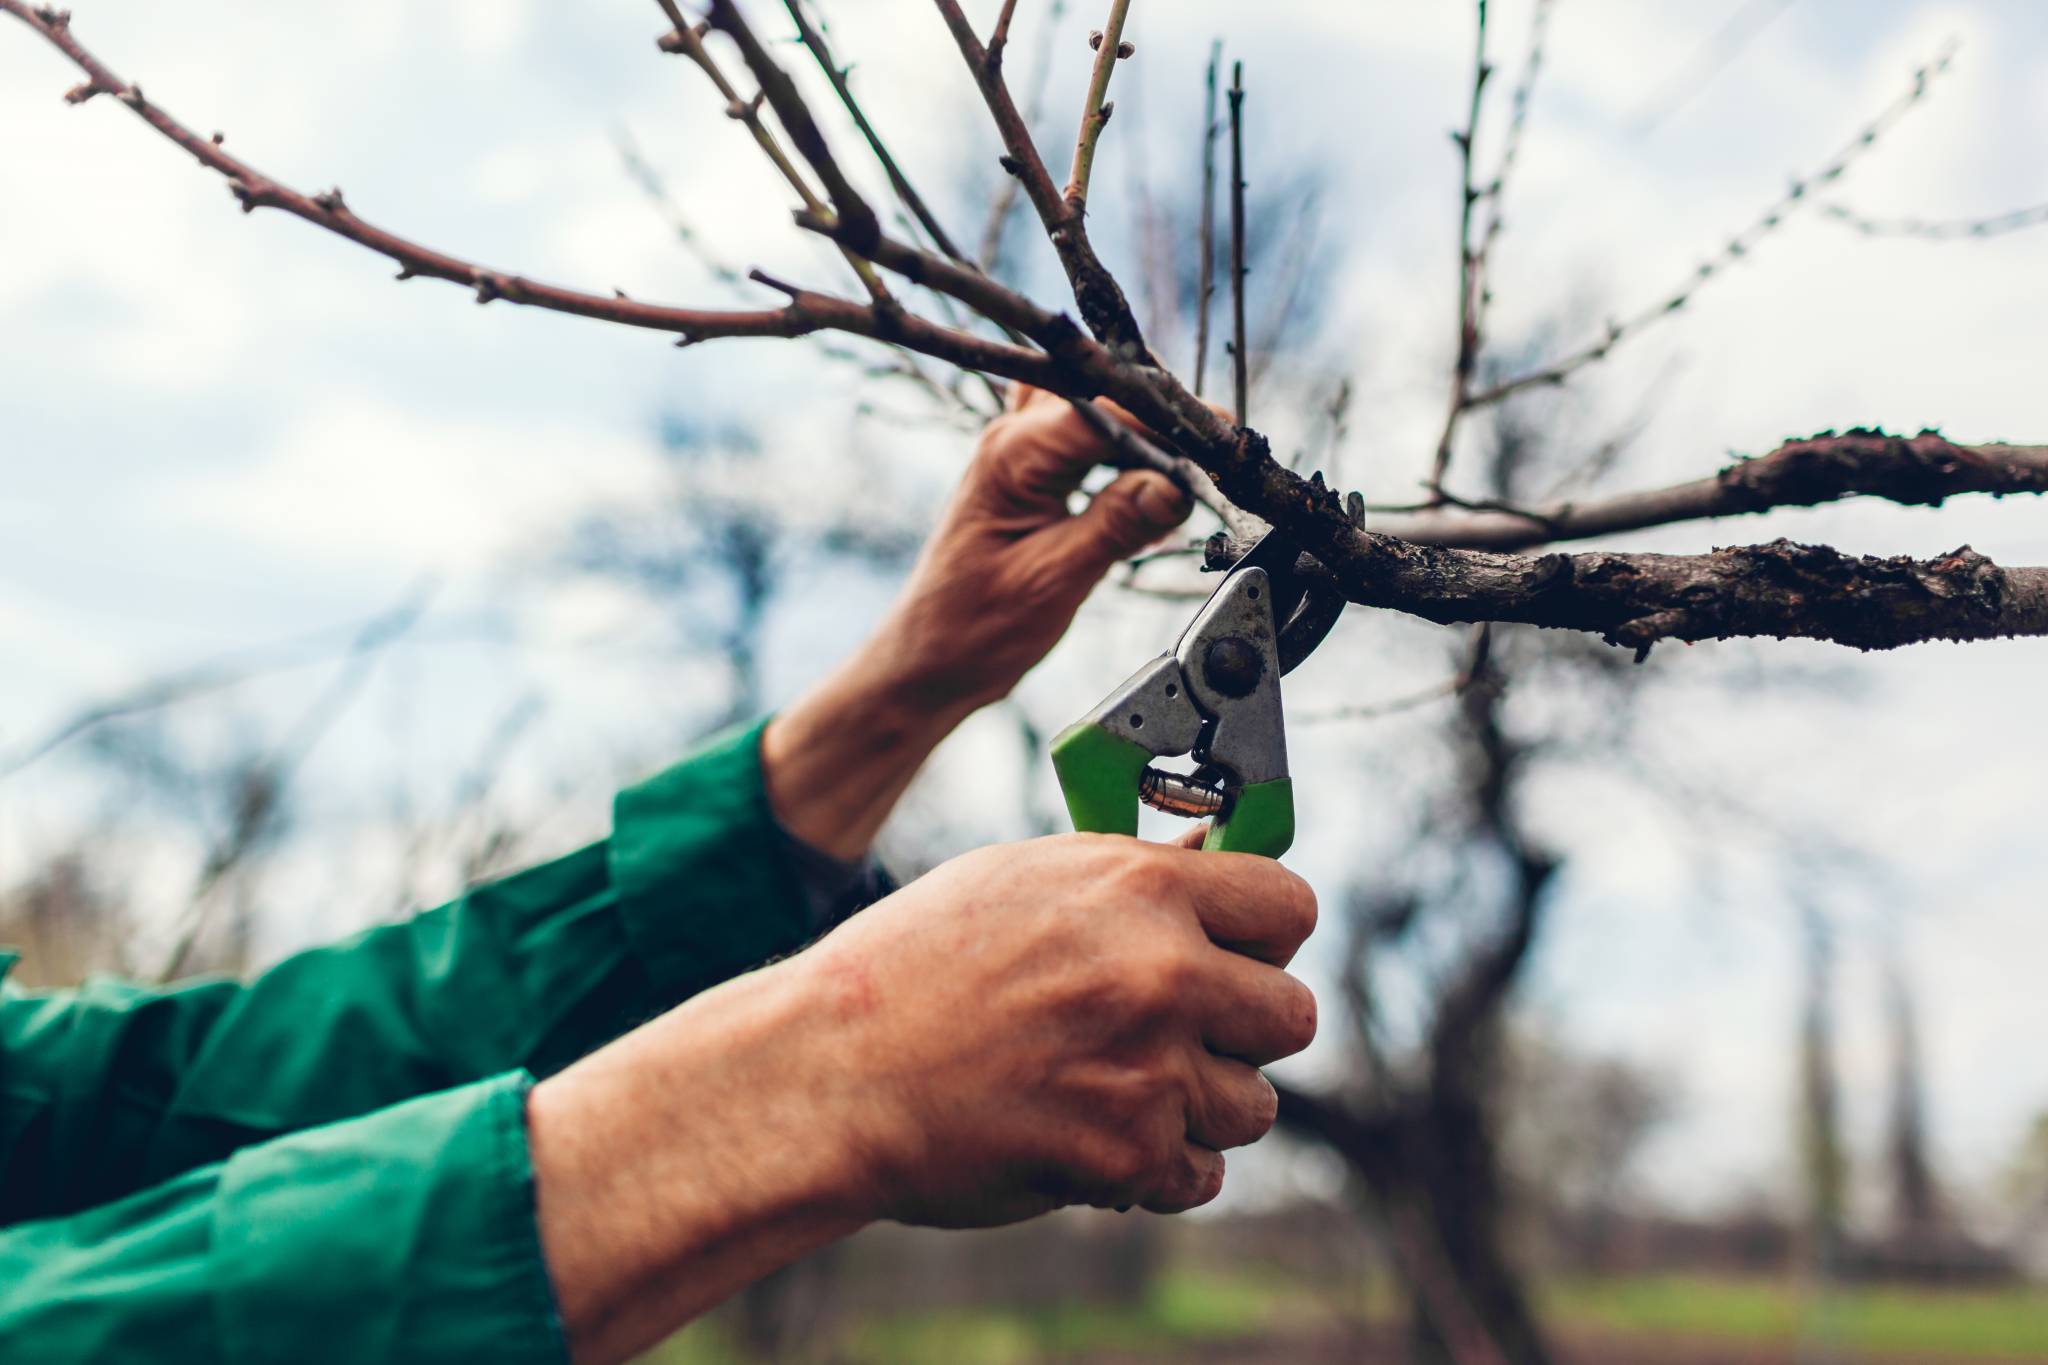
[{"x1": 162, "y1": 397, "x2": 662, "y2": 571}]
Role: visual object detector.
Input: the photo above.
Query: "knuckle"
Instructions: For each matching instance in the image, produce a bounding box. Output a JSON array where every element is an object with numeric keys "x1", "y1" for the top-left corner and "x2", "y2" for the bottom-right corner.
[
  {"x1": 1109, "y1": 845, "x2": 1179, "y2": 904},
  {"x1": 1118, "y1": 953, "x2": 1187, "y2": 1019},
  {"x1": 1088, "y1": 1133, "x2": 1154, "y2": 1190}
]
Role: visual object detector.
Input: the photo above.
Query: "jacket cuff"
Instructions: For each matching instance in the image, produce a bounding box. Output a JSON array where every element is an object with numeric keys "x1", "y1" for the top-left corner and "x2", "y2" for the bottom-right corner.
[
  {"x1": 609, "y1": 718, "x2": 813, "y2": 1002},
  {"x1": 211, "y1": 1072, "x2": 565, "y2": 1365}
]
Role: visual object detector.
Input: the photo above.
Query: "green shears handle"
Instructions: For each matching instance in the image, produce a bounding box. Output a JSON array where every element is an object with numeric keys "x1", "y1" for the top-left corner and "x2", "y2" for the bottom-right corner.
[{"x1": 1049, "y1": 723, "x2": 1294, "y2": 859}]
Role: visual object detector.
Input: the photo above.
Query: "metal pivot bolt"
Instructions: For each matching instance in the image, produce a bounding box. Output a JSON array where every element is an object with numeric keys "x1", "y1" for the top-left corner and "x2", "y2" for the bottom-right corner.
[{"x1": 1202, "y1": 635, "x2": 1264, "y2": 698}]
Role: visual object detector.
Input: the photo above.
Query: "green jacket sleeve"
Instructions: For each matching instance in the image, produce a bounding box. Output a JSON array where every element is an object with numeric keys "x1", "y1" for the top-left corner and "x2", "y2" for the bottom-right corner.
[
  {"x1": 0, "y1": 1071, "x2": 567, "y2": 1364},
  {"x1": 0, "y1": 719, "x2": 813, "y2": 1226}
]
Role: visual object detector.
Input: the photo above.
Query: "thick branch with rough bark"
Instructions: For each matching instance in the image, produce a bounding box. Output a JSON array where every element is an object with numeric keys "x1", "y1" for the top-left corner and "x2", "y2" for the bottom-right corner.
[
  {"x1": 1213, "y1": 531, "x2": 2048, "y2": 657},
  {"x1": 1374, "y1": 431, "x2": 2048, "y2": 551}
]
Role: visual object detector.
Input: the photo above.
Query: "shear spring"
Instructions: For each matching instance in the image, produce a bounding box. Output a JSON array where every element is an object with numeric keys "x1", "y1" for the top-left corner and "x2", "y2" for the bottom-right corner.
[{"x1": 1138, "y1": 767, "x2": 1228, "y2": 819}]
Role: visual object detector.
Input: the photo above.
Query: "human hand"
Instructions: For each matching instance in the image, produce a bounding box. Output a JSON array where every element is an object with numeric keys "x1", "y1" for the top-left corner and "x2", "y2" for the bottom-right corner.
[
  {"x1": 762, "y1": 387, "x2": 1190, "y2": 859},
  {"x1": 527, "y1": 831, "x2": 1313, "y2": 1362},
  {"x1": 868, "y1": 385, "x2": 1192, "y2": 717},
  {"x1": 800, "y1": 832, "x2": 1317, "y2": 1225}
]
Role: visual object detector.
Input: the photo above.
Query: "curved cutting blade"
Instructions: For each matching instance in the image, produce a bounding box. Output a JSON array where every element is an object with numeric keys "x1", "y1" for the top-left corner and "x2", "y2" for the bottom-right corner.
[{"x1": 1200, "y1": 532, "x2": 1344, "y2": 675}]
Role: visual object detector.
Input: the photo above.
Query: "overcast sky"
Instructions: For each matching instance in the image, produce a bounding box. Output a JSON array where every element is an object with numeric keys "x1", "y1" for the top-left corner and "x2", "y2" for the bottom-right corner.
[{"x1": 5, "y1": 0, "x2": 2047, "y2": 1215}]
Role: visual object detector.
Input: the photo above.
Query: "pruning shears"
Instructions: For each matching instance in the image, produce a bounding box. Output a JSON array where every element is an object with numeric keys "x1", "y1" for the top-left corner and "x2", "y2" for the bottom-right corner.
[{"x1": 1051, "y1": 532, "x2": 1344, "y2": 859}]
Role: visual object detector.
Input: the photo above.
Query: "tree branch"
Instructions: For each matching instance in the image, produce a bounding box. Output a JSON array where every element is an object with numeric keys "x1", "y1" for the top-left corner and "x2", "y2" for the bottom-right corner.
[
  {"x1": 1227, "y1": 59, "x2": 1249, "y2": 425},
  {"x1": 701, "y1": 0, "x2": 882, "y2": 253},
  {"x1": 782, "y1": 0, "x2": 966, "y2": 263},
  {"x1": 1213, "y1": 531, "x2": 2048, "y2": 656},
  {"x1": 1464, "y1": 36, "x2": 1958, "y2": 414},
  {"x1": 1193, "y1": 39, "x2": 1221, "y2": 397},
  {"x1": 1428, "y1": 0, "x2": 1492, "y2": 496},
  {"x1": 1371, "y1": 430, "x2": 2048, "y2": 551},
  {"x1": 977, "y1": 0, "x2": 1065, "y2": 273},
  {"x1": 1065, "y1": 1, "x2": 1133, "y2": 215},
  {"x1": 931, "y1": 0, "x2": 1148, "y2": 353},
  {"x1": 0, "y1": 2, "x2": 1066, "y2": 382},
  {"x1": 1822, "y1": 197, "x2": 2048, "y2": 241},
  {"x1": 652, "y1": 1, "x2": 892, "y2": 303}
]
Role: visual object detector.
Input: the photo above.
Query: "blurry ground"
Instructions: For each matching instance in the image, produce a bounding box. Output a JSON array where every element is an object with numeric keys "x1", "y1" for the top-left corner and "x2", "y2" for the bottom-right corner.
[{"x1": 649, "y1": 1265, "x2": 2048, "y2": 1365}]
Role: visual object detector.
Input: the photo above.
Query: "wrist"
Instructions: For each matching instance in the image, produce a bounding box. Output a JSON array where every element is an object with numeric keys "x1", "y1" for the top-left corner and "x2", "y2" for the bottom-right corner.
[{"x1": 762, "y1": 633, "x2": 975, "y2": 862}]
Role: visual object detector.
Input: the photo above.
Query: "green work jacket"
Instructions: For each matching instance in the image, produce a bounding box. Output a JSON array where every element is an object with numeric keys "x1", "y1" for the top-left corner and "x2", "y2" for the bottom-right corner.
[{"x1": 0, "y1": 720, "x2": 835, "y2": 1363}]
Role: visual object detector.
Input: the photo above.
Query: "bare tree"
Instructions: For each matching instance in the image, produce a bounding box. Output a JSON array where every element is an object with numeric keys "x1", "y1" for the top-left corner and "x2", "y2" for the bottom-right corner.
[{"x1": 6, "y1": 3, "x2": 2045, "y2": 1361}]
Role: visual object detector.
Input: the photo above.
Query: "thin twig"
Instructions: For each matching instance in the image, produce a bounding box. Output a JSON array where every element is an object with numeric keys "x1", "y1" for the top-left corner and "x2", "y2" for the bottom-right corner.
[
  {"x1": 1427, "y1": 0, "x2": 1491, "y2": 497},
  {"x1": 0, "y1": 2, "x2": 1065, "y2": 382},
  {"x1": 776, "y1": 0, "x2": 1016, "y2": 405},
  {"x1": 987, "y1": 0, "x2": 1022, "y2": 63},
  {"x1": 616, "y1": 126, "x2": 981, "y2": 415},
  {"x1": 158, "y1": 584, "x2": 428, "y2": 980},
  {"x1": 1633, "y1": 0, "x2": 1800, "y2": 136},
  {"x1": 1, "y1": 587, "x2": 435, "y2": 781},
  {"x1": 1821, "y1": 198, "x2": 2048, "y2": 241},
  {"x1": 782, "y1": 0, "x2": 965, "y2": 263},
  {"x1": 653, "y1": 0, "x2": 891, "y2": 304},
  {"x1": 1298, "y1": 624, "x2": 1493, "y2": 724},
  {"x1": 932, "y1": 0, "x2": 1149, "y2": 352},
  {"x1": 1227, "y1": 59, "x2": 1249, "y2": 424},
  {"x1": 1065, "y1": 0, "x2": 1134, "y2": 215},
  {"x1": 1466, "y1": 36, "x2": 1960, "y2": 413},
  {"x1": 1067, "y1": 398, "x2": 1260, "y2": 538},
  {"x1": 1193, "y1": 39, "x2": 1221, "y2": 397},
  {"x1": 701, "y1": 0, "x2": 882, "y2": 250},
  {"x1": 978, "y1": 0, "x2": 1066, "y2": 273}
]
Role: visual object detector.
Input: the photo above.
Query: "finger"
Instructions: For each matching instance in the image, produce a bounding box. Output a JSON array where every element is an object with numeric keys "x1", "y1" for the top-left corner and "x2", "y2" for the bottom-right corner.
[
  {"x1": 1038, "y1": 469, "x2": 1191, "y2": 575},
  {"x1": 1140, "y1": 1143, "x2": 1226, "y2": 1215},
  {"x1": 1161, "y1": 847, "x2": 1318, "y2": 966},
  {"x1": 1005, "y1": 381, "x2": 1050, "y2": 414},
  {"x1": 1186, "y1": 1054, "x2": 1280, "y2": 1151},
  {"x1": 1170, "y1": 823, "x2": 1211, "y2": 851},
  {"x1": 1194, "y1": 952, "x2": 1318, "y2": 1066},
  {"x1": 980, "y1": 398, "x2": 1106, "y2": 510}
]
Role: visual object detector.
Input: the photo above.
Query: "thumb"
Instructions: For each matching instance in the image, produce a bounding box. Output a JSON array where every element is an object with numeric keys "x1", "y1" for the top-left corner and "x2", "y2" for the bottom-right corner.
[{"x1": 1052, "y1": 470, "x2": 1191, "y2": 574}]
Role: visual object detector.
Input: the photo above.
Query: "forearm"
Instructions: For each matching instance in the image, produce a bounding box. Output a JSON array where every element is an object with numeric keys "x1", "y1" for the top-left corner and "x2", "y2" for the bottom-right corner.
[
  {"x1": 761, "y1": 634, "x2": 971, "y2": 862},
  {"x1": 528, "y1": 958, "x2": 878, "y2": 1365}
]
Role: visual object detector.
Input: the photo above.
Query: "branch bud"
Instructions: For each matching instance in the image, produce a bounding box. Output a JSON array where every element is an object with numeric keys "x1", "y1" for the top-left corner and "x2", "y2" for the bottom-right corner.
[
  {"x1": 62, "y1": 80, "x2": 102, "y2": 105},
  {"x1": 1117, "y1": 40, "x2": 1135, "y2": 58}
]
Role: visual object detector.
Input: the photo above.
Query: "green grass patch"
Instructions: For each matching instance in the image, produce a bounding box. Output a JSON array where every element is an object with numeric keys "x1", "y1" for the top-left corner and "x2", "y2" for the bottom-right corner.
[
  {"x1": 839, "y1": 1269, "x2": 1308, "y2": 1365},
  {"x1": 1544, "y1": 1274, "x2": 2048, "y2": 1359},
  {"x1": 645, "y1": 1269, "x2": 2048, "y2": 1363}
]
